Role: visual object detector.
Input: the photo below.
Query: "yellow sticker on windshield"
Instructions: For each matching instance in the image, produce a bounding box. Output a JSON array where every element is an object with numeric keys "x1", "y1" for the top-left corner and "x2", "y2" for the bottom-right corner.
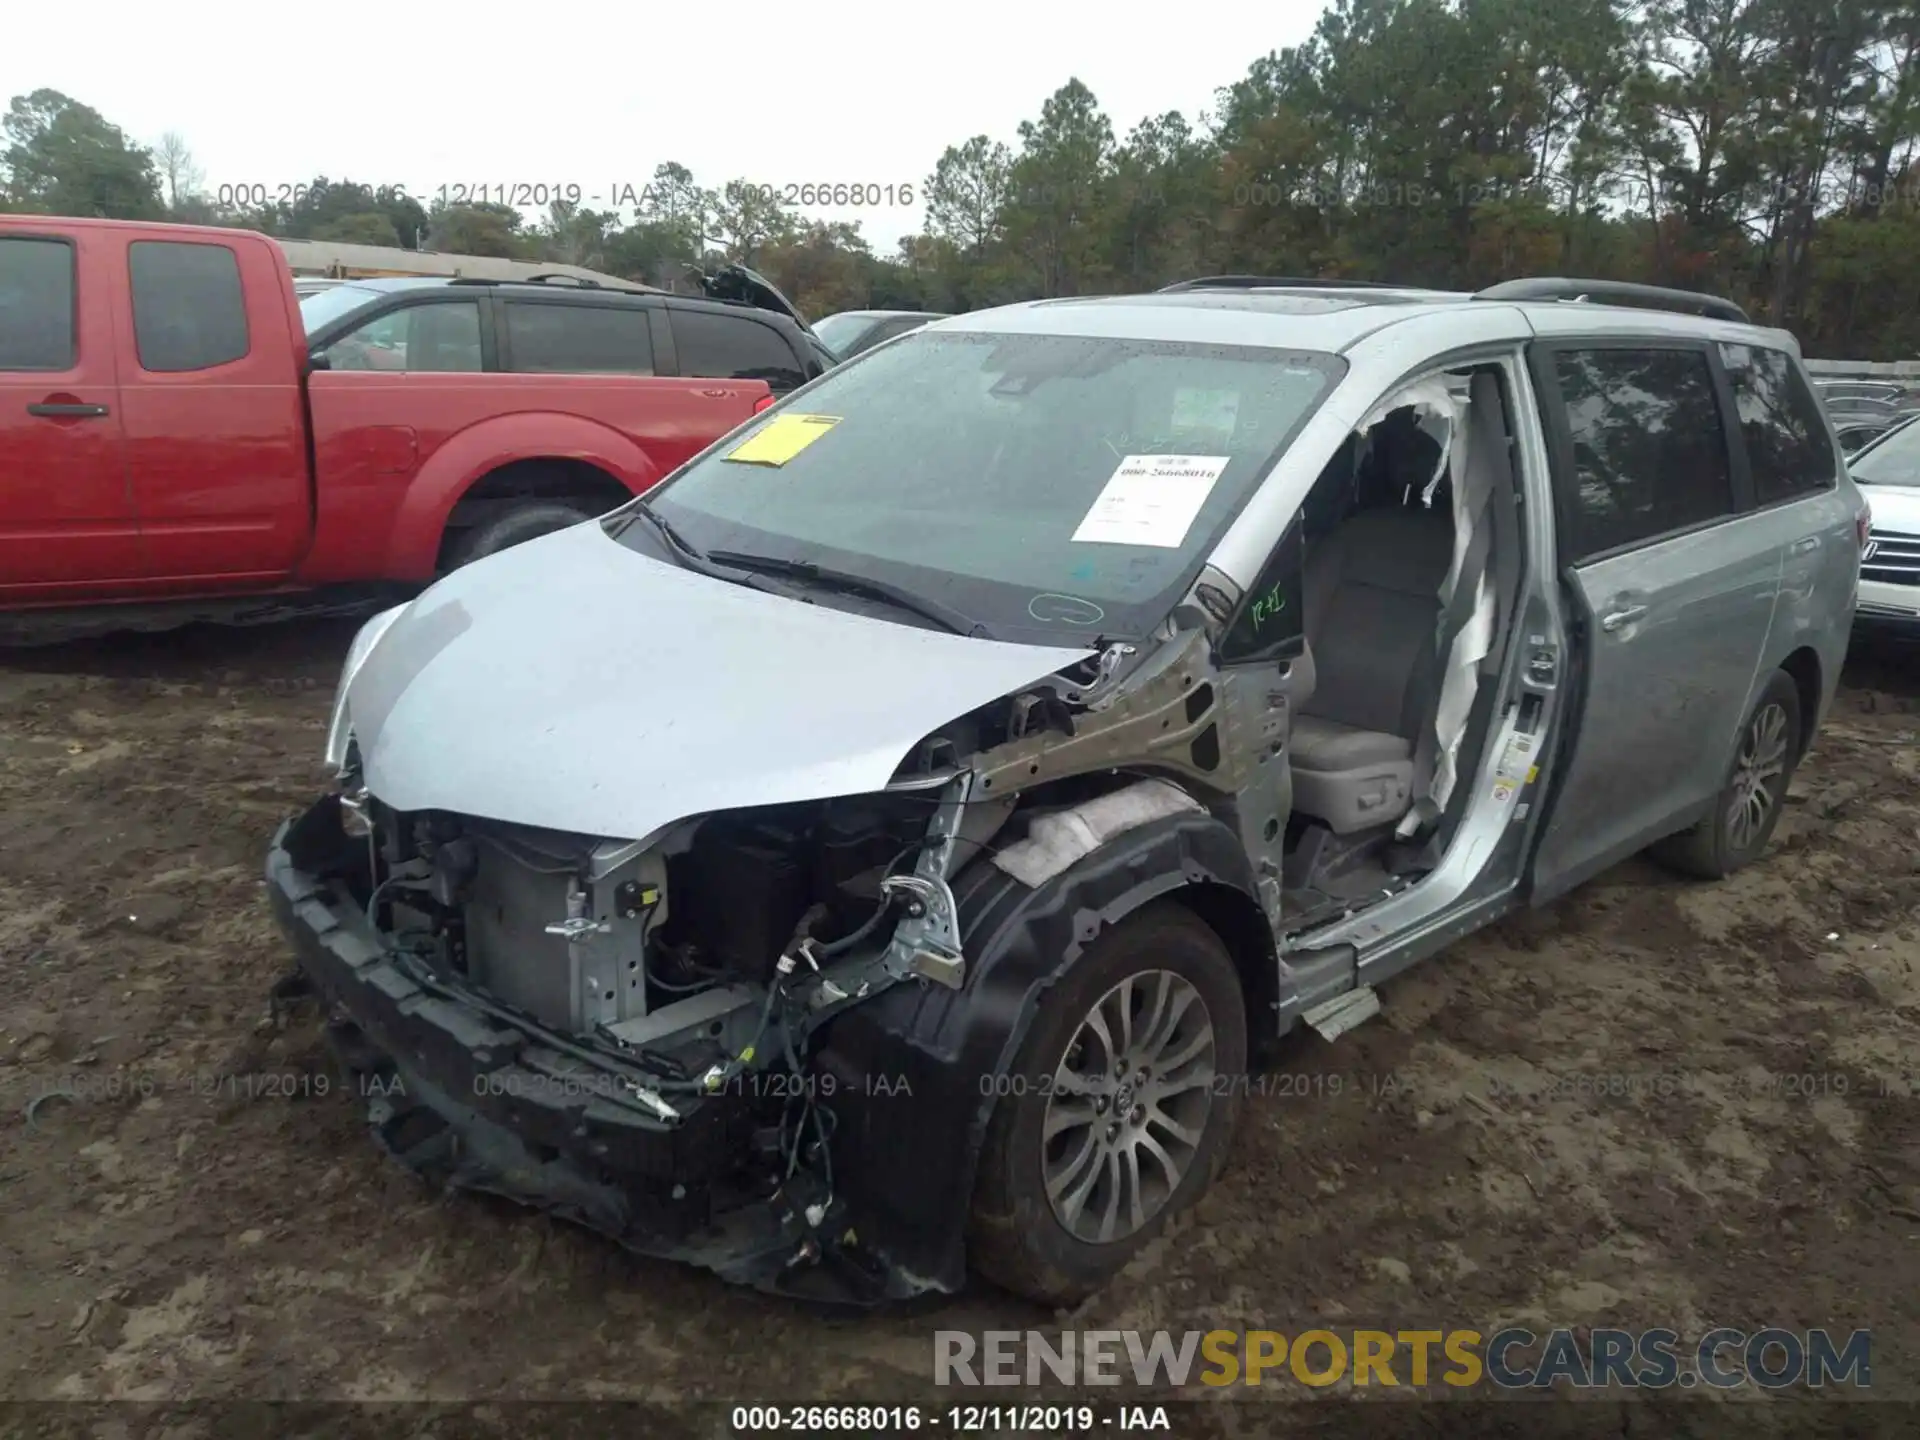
[{"x1": 724, "y1": 413, "x2": 841, "y2": 467}]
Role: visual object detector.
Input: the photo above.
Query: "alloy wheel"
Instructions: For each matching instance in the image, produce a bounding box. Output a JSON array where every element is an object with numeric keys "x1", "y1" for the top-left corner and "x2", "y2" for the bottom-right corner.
[
  {"x1": 1726, "y1": 701, "x2": 1789, "y2": 851},
  {"x1": 1041, "y1": 970, "x2": 1216, "y2": 1244}
]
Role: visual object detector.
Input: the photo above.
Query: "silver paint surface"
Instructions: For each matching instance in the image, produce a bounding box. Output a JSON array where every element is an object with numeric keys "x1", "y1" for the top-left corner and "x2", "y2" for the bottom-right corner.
[{"x1": 345, "y1": 522, "x2": 1086, "y2": 840}]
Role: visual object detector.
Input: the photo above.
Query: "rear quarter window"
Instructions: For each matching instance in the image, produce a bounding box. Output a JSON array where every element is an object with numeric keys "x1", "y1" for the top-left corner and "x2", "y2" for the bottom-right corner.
[
  {"x1": 1720, "y1": 343, "x2": 1837, "y2": 504},
  {"x1": 0, "y1": 236, "x2": 76, "y2": 371},
  {"x1": 670, "y1": 308, "x2": 806, "y2": 390},
  {"x1": 129, "y1": 241, "x2": 250, "y2": 372}
]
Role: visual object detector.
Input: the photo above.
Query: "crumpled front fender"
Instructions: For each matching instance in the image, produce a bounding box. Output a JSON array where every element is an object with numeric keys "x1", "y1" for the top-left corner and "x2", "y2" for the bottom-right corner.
[{"x1": 810, "y1": 810, "x2": 1272, "y2": 1291}]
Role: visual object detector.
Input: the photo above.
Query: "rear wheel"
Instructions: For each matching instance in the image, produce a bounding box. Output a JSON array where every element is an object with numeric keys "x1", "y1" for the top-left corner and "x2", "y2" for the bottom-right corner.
[
  {"x1": 968, "y1": 902, "x2": 1246, "y2": 1305},
  {"x1": 1652, "y1": 669, "x2": 1802, "y2": 879},
  {"x1": 446, "y1": 500, "x2": 597, "y2": 569}
]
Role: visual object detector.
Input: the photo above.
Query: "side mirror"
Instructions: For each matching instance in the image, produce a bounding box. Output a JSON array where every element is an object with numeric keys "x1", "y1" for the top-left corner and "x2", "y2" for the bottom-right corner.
[{"x1": 308, "y1": 348, "x2": 331, "y2": 372}]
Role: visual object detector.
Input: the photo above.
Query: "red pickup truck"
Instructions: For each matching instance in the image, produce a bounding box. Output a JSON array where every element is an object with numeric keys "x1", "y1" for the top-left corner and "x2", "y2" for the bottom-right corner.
[{"x1": 0, "y1": 217, "x2": 829, "y2": 639}]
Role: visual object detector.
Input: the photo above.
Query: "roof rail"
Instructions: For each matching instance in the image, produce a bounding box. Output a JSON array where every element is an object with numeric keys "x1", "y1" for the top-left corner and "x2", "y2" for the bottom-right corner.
[
  {"x1": 1158, "y1": 275, "x2": 1404, "y2": 293},
  {"x1": 445, "y1": 273, "x2": 657, "y2": 294},
  {"x1": 1474, "y1": 277, "x2": 1749, "y2": 325}
]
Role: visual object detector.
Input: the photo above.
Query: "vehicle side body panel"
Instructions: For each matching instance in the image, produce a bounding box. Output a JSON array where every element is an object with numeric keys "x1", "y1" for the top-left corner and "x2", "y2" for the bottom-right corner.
[
  {"x1": 110, "y1": 227, "x2": 312, "y2": 588},
  {"x1": 0, "y1": 223, "x2": 138, "y2": 598},
  {"x1": 1522, "y1": 313, "x2": 1859, "y2": 901},
  {"x1": 299, "y1": 379, "x2": 767, "y2": 581},
  {"x1": 1532, "y1": 530, "x2": 1782, "y2": 899}
]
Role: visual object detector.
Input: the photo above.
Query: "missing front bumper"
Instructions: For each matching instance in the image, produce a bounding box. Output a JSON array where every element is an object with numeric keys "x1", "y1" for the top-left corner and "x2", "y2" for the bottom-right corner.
[{"x1": 264, "y1": 808, "x2": 929, "y2": 1305}]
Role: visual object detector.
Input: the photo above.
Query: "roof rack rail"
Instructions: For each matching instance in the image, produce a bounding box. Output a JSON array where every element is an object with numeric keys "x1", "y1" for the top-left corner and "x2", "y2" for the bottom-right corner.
[
  {"x1": 445, "y1": 274, "x2": 656, "y2": 293},
  {"x1": 1474, "y1": 277, "x2": 1749, "y2": 324},
  {"x1": 1158, "y1": 275, "x2": 1404, "y2": 293}
]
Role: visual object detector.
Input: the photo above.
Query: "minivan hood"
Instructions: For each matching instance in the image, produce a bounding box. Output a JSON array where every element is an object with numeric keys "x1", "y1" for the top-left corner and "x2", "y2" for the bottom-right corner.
[{"x1": 344, "y1": 523, "x2": 1086, "y2": 839}]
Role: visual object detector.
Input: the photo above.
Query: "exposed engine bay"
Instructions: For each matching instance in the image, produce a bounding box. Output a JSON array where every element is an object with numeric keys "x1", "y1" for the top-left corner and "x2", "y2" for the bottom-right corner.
[
  {"x1": 368, "y1": 787, "x2": 964, "y2": 1073},
  {"x1": 273, "y1": 628, "x2": 1287, "y2": 1301}
]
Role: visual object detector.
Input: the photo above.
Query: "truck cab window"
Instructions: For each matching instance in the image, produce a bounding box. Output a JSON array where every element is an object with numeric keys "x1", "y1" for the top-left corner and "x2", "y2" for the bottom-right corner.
[
  {"x1": 327, "y1": 302, "x2": 482, "y2": 373},
  {"x1": 0, "y1": 237, "x2": 75, "y2": 371},
  {"x1": 129, "y1": 241, "x2": 250, "y2": 372}
]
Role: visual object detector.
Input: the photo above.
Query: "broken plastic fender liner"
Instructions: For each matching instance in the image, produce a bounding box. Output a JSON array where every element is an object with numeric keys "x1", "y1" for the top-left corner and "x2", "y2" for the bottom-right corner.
[{"x1": 723, "y1": 413, "x2": 841, "y2": 467}]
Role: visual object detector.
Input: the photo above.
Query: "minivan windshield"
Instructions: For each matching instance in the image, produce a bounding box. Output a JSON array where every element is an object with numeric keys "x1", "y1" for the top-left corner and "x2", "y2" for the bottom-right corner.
[
  {"x1": 622, "y1": 330, "x2": 1344, "y2": 643},
  {"x1": 1850, "y1": 414, "x2": 1920, "y2": 487},
  {"x1": 298, "y1": 283, "x2": 383, "y2": 333}
]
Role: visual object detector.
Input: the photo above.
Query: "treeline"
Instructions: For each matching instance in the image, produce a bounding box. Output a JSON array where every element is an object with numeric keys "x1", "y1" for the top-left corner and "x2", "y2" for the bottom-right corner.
[{"x1": 5, "y1": 0, "x2": 1918, "y2": 357}]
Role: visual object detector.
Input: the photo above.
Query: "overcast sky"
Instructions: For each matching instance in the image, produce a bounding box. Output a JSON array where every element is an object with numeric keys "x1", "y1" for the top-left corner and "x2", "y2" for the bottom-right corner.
[{"x1": 5, "y1": 0, "x2": 1325, "y2": 252}]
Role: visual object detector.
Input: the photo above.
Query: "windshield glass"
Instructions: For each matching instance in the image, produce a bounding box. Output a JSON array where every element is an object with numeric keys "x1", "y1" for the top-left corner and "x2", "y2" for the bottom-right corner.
[
  {"x1": 1851, "y1": 415, "x2": 1920, "y2": 487},
  {"x1": 627, "y1": 330, "x2": 1345, "y2": 643},
  {"x1": 298, "y1": 283, "x2": 383, "y2": 334},
  {"x1": 809, "y1": 313, "x2": 876, "y2": 357}
]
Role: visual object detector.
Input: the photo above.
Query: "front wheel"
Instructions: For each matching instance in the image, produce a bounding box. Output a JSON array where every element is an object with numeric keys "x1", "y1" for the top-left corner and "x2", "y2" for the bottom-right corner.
[
  {"x1": 1652, "y1": 670, "x2": 1803, "y2": 880},
  {"x1": 968, "y1": 902, "x2": 1247, "y2": 1305}
]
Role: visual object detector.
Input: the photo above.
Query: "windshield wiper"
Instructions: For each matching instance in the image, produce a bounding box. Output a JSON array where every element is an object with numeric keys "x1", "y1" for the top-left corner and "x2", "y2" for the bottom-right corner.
[
  {"x1": 615, "y1": 499, "x2": 708, "y2": 564},
  {"x1": 615, "y1": 502, "x2": 787, "y2": 594},
  {"x1": 706, "y1": 550, "x2": 986, "y2": 638}
]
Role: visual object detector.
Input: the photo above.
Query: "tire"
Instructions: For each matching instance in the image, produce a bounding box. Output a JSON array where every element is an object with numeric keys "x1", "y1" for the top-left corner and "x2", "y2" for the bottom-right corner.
[
  {"x1": 968, "y1": 901, "x2": 1247, "y2": 1306},
  {"x1": 446, "y1": 500, "x2": 597, "y2": 569},
  {"x1": 1651, "y1": 669, "x2": 1802, "y2": 880}
]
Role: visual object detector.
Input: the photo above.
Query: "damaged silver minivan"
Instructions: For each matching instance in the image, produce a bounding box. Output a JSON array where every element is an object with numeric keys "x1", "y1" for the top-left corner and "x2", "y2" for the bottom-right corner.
[{"x1": 269, "y1": 275, "x2": 1866, "y2": 1305}]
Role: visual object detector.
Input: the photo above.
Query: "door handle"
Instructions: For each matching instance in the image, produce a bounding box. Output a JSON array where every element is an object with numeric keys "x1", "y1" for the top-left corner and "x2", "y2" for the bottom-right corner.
[
  {"x1": 1790, "y1": 535, "x2": 1821, "y2": 554},
  {"x1": 27, "y1": 402, "x2": 110, "y2": 418},
  {"x1": 1599, "y1": 604, "x2": 1647, "y2": 633}
]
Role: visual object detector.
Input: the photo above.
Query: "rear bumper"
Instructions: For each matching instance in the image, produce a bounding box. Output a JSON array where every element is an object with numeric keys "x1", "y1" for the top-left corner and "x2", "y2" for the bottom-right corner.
[{"x1": 265, "y1": 806, "x2": 926, "y2": 1303}]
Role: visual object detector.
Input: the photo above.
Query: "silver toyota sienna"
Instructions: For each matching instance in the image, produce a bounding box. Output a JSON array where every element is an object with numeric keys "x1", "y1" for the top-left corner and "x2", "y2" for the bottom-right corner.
[{"x1": 268, "y1": 275, "x2": 1867, "y2": 1306}]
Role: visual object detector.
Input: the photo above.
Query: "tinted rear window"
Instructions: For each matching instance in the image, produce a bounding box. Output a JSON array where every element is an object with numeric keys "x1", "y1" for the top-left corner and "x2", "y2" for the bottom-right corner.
[
  {"x1": 0, "y1": 237, "x2": 76, "y2": 371},
  {"x1": 129, "y1": 241, "x2": 250, "y2": 372},
  {"x1": 504, "y1": 302, "x2": 654, "y2": 374},
  {"x1": 1550, "y1": 347, "x2": 1735, "y2": 561},
  {"x1": 671, "y1": 309, "x2": 805, "y2": 389}
]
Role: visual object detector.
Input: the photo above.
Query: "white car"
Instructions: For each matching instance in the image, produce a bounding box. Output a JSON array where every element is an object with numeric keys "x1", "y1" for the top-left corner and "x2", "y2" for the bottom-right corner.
[{"x1": 1850, "y1": 415, "x2": 1920, "y2": 636}]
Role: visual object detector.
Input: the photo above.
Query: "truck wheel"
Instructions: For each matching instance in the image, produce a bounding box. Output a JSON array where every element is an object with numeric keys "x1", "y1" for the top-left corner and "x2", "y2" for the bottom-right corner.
[
  {"x1": 1652, "y1": 669, "x2": 1802, "y2": 880},
  {"x1": 448, "y1": 501, "x2": 597, "y2": 568},
  {"x1": 968, "y1": 901, "x2": 1246, "y2": 1306}
]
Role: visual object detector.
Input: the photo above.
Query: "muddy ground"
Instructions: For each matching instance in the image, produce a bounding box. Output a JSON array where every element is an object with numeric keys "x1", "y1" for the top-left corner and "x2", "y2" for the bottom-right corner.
[{"x1": 0, "y1": 621, "x2": 1917, "y2": 1435}]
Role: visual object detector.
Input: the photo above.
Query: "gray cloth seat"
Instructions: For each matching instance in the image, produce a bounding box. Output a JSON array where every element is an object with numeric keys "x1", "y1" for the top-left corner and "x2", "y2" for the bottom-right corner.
[{"x1": 1291, "y1": 505, "x2": 1453, "y2": 834}]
